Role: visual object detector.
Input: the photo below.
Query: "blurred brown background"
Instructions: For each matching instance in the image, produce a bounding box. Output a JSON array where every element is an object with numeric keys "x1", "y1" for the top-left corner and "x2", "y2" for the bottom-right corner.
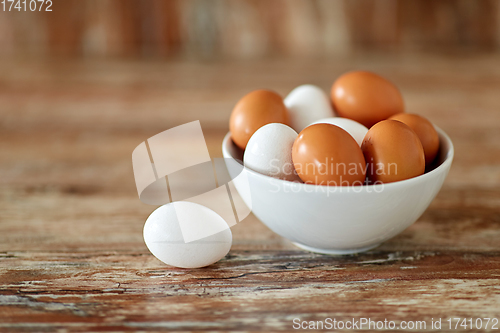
[{"x1": 1, "y1": 0, "x2": 500, "y2": 59}]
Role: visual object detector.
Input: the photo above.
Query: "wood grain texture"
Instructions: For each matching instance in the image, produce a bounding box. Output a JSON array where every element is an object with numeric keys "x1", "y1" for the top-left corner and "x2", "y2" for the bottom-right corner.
[{"x1": 1, "y1": 55, "x2": 500, "y2": 331}]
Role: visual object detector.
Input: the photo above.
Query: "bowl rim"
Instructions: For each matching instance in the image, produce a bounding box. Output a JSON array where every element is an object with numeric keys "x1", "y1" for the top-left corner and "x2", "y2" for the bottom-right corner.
[{"x1": 222, "y1": 125, "x2": 454, "y2": 192}]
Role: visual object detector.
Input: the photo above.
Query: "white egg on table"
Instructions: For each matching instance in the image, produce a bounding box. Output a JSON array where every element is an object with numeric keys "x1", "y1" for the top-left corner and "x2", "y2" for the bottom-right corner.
[
  {"x1": 310, "y1": 117, "x2": 368, "y2": 147},
  {"x1": 284, "y1": 84, "x2": 334, "y2": 132},
  {"x1": 244, "y1": 123, "x2": 301, "y2": 182},
  {"x1": 143, "y1": 202, "x2": 232, "y2": 268}
]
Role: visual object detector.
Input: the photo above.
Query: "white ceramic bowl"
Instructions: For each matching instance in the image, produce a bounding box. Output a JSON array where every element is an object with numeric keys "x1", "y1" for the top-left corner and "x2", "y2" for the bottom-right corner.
[{"x1": 222, "y1": 127, "x2": 454, "y2": 254}]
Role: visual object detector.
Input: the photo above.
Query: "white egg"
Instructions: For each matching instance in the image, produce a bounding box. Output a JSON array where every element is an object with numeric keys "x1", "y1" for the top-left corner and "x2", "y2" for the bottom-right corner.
[
  {"x1": 244, "y1": 123, "x2": 301, "y2": 182},
  {"x1": 284, "y1": 84, "x2": 334, "y2": 132},
  {"x1": 143, "y1": 202, "x2": 232, "y2": 268},
  {"x1": 310, "y1": 117, "x2": 368, "y2": 147}
]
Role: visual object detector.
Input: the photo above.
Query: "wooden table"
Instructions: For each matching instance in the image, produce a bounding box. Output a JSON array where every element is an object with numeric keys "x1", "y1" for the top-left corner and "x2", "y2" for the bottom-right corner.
[{"x1": 1, "y1": 55, "x2": 499, "y2": 332}]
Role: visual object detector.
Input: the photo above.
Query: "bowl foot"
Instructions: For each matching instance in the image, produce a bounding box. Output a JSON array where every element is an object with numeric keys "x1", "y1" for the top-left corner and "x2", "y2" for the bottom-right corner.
[{"x1": 292, "y1": 242, "x2": 381, "y2": 255}]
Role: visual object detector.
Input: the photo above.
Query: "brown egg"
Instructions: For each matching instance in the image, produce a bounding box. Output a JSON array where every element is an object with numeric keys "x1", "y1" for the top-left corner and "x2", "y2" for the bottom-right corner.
[
  {"x1": 361, "y1": 120, "x2": 425, "y2": 184},
  {"x1": 389, "y1": 113, "x2": 439, "y2": 165},
  {"x1": 292, "y1": 123, "x2": 366, "y2": 186},
  {"x1": 331, "y1": 71, "x2": 404, "y2": 128},
  {"x1": 229, "y1": 90, "x2": 289, "y2": 150}
]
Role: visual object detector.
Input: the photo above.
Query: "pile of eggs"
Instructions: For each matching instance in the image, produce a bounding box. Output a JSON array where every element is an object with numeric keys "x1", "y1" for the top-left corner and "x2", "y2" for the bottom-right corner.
[{"x1": 230, "y1": 71, "x2": 440, "y2": 186}]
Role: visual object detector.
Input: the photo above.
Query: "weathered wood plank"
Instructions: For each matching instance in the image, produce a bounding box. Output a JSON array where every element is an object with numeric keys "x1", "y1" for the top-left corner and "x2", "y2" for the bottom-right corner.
[
  {"x1": 1, "y1": 56, "x2": 500, "y2": 331},
  {"x1": 1, "y1": 249, "x2": 499, "y2": 331}
]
